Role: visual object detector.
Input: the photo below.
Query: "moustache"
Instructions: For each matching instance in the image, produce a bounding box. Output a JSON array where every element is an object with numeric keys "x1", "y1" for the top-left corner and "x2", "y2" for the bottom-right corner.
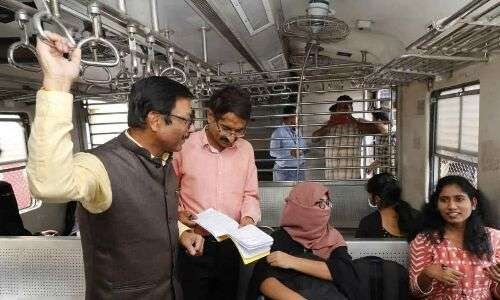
[{"x1": 220, "y1": 136, "x2": 232, "y2": 144}]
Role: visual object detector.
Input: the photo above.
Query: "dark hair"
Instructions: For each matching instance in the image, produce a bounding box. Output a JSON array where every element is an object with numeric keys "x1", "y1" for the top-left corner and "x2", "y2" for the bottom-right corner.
[
  {"x1": 127, "y1": 76, "x2": 193, "y2": 128},
  {"x1": 372, "y1": 110, "x2": 390, "y2": 122},
  {"x1": 207, "y1": 86, "x2": 252, "y2": 121},
  {"x1": 329, "y1": 95, "x2": 352, "y2": 112},
  {"x1": 419, "y1": 175, "x2": 493, "y2": 260},
  {"x1": 367, "y1": 173, "x2": 419, "y2": 238},
  {"x1": 283, "y1": 105, "x2": 296, "y2": 115},
  {"x1": 337, "y1": 95, "x2": 352, "y2": 102}
]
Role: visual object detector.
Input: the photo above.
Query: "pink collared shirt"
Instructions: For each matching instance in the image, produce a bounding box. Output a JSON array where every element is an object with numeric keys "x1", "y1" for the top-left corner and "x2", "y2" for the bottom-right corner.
[{"x1": 173, "y1": 129, "x2": 261, "y2": 223}]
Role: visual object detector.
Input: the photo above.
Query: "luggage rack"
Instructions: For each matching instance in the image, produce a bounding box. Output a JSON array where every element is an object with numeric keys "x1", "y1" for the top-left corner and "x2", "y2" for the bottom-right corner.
[
  {"x1": 365, "y1": 0, "x2": 500, "y2": 85},
  {"x1": 0, "y1": 0, "x2": 499, "y2": 101}
]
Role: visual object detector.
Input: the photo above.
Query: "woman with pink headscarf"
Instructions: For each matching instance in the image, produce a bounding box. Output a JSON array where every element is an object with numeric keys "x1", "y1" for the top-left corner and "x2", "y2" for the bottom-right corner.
[{"x1": 247, "y1": 182, "x2": 360, "y2": 300}]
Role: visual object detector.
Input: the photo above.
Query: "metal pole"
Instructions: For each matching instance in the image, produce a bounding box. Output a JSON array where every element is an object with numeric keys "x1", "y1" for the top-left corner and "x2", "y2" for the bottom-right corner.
[
  {"x1": 212, "y1": 63, "x2": 373, "y2": 79},
  {"x1": 405, "y1": 0, "x2": 489, "y2": 50},
  {"x1": 362, "y1": 48, "x2": 369, "y2": 176},
  {"x1": 238, "y1": 61, "x2": 244, "y2": 74},
  {"x1": 200, "y1": 25, "x2": 209, "y2": 63},
  {"x1": 295, "y1": 41, "x2": 315, "y2": 182},
  {"x1": 361, "y1": 89, "x2": 368, "y2": 178},
  {"x1": 389, "y1": 88, "x2": 394, "y2": 174},
  {"x1": 400, "y1": 53, "x2": 488, "y2": 62},
  {"x1": 118, "y1": 0, "x2": 126, "y2": 14},
  {"x1": 150, "y1": 0, "x2": 159, "y2": 33},
  {"x1": 80, "y1": 0, "x2": 214, "y2": 73},
  {"x1": 50, "y1": 0, "x2": 60, "y2": 17}
]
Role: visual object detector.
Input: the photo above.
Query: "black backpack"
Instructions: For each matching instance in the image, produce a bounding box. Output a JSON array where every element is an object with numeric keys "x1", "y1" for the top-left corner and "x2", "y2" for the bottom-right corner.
[
  {"x1": 289, "y1": 273, "x2": 348, "y2": 300},
  {"x1": 352, "y1": 256, "x2": 410, "y2": 300}
]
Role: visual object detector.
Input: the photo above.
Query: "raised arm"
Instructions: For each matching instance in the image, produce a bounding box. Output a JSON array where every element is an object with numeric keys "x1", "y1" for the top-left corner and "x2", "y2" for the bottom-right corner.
[
  {"x1": 312, "y1": 123, "x2": 331, "y2": 138},
  {"x1": 26, "y1": 32, "x2": 112, "y2": 214},
  {"x1": 356, "y1": 118, "x2": 385, "y2": 134}
]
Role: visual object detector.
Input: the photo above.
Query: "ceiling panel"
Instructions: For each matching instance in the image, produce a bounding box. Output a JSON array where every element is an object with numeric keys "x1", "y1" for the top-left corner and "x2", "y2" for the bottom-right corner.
[
  {"x1": 0, "y1": 0, "x2": 482, "y2": 76},
  {"x1": 281, "y1": 0, "x2": 469, "y2": 45}
]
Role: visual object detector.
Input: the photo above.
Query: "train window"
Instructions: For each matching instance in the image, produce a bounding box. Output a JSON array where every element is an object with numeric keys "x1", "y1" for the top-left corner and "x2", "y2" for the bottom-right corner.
[
  {"x1": 246, "y1": 87, "x2": 398, "y2": 182},
  {"x1": 0, "y1": 113, "x2": 40, "y2": 212},
  {"x1": 84, "y1": 100, "x2": 128, "y2": 148},
  {"x1": 0, "y1": 114, "x2": 27, "y2": 163},
  {"x1": 430, "y1": 83, "x2": 479, "y2": 189}
]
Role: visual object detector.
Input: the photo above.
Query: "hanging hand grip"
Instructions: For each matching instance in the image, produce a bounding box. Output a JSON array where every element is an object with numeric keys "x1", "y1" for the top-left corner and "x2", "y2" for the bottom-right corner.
[
  {"x1": 81, "y1": 65, "x2": 113, "y2": 84},
  {"x1": 160, "y1": 47, "x2": 187, "y2": 84},
  {"x1": 7, "y1": 10, "x2": 41, "y2": 72},
  {"x1": 145, "y1": 34, "x2": 158, "y2": 76},
  {"x1": 32, "y1": 10, "x2": 75, "y2": 45},
  {"x1": 76, "y1": 3, "x2": 120, "y2": 67}
]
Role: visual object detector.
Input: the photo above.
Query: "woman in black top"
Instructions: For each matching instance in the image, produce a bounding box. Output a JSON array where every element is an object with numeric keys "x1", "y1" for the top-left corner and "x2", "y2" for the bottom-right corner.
[
  {"x1": 0, "y1": 180, "x2": 31, "y2": 236},
  {"x1": 248, "y1": 182, "x2": 359, "y2": 300},
  {"x1": 356, "y1": 173, "x2": 419, "y2": 239}
]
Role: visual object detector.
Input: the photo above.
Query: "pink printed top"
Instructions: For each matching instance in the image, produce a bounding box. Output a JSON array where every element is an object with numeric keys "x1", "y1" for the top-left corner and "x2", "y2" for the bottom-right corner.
[
  {"x1": 409, "y1": 227, "x2": 500, "y2": 300},
  {"x1": 173, "y1": 129, "x2": 261, "y2": 224}
]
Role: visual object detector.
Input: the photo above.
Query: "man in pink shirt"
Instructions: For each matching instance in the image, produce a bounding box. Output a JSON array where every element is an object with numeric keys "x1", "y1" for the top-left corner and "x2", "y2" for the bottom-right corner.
[{"x1": 173, "y1": 86, "x2": 260, "y2": 300}]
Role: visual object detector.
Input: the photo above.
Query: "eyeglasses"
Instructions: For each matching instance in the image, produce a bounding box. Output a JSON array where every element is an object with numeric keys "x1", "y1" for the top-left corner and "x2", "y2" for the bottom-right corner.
[
  {"x1": 169, "y1": 114, "x2": 193, "y2": 127},
  {"x1": 215, "y1": 121, "x2": 246, "y2": 138},
  {"x1": 314, "y1": 199, "x2": 333, "y2": 209}
]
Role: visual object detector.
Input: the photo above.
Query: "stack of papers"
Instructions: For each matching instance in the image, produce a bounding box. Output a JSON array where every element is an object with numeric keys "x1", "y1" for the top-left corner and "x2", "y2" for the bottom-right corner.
[{"x1": 195, "y1": 208, "x2": 274, "y2": 264}]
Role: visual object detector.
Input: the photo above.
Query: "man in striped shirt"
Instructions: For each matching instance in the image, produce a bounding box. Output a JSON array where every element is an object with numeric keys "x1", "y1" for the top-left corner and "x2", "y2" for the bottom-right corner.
[
  {"x1": 313, "y1": 95, "x2": 383, "y2": 180},
  {"x1": 368, "y1": 109, "x2": 395, "y2": 174}
]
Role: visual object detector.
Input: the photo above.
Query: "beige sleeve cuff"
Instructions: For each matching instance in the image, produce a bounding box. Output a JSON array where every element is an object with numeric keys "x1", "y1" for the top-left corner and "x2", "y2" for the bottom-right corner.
[{"x1": 178, "y1": 221, "x2": 192, "y2": 237}]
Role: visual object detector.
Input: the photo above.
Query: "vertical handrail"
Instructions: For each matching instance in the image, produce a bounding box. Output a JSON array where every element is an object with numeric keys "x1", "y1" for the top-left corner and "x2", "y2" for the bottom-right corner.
[
  {"x1": 389, "y1": 88, "x2": 395, "y2": 174},
  {"x1": 150, "y1": 0, "x2": 159, "y2": 33},
  {"x1": 127, "y1": 24, "x2": 140, "y2": 78},
  {"x1": 200, "y1": 25, "x2": 209, "y2": 63},
  {"x1": 145, "y1": 34, "x2": 158, "y2": 76},
  {"x1": 295, "y1": 41, "x2": 315, "y2": 182},
  {"x1": 117, "y1": 0, "x2": 127, "y2": 15}
]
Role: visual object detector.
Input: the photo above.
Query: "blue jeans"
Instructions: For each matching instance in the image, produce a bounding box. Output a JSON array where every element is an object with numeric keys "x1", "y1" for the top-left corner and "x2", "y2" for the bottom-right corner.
[{"x1": 273, "y1": 168, "x2": 305, "y2": 181}]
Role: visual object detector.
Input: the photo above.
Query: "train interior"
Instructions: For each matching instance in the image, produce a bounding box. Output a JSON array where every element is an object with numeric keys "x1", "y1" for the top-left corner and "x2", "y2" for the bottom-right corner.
[{"x1": 0, "y1": 0, "x2": 499, "y2": 298}]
